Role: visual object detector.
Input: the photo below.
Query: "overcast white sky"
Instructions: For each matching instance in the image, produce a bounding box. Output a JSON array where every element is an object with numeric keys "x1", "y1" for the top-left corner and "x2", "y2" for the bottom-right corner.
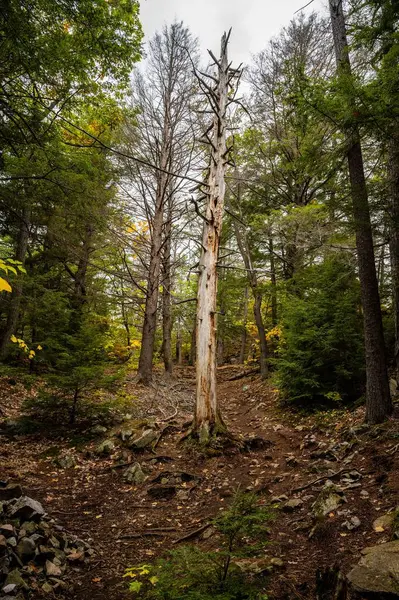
[{"x1": 140, "y1": 0, "x2": 328, "y2": 67}]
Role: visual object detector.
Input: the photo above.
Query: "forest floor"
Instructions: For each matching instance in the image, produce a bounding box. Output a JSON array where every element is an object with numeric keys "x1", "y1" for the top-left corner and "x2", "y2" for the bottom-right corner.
[{"x1": 1, "y1": 365, "x2": 399, "y2": 599}]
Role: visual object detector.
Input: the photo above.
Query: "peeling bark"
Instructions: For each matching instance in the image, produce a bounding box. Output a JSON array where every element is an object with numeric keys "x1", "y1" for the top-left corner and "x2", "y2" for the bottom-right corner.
[{"x1": 193, "y1": 32, "x2": 237, "y2": 442}]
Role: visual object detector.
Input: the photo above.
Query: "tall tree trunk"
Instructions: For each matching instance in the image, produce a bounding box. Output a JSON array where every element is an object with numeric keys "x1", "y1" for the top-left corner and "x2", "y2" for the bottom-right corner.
[
  {"x1": 176, "y1": 317, "x2": 182, "y2": 365},
  {"x1": 329, "y1": 0, "x2": 392, "y2": 423},
  {"x1": 69, "y1": 223, "x2": 93, "y2": 332},
  {"x1": 269, "y1": 237, "x2": 278, "y2": 327},
  {"x1": 137, "y1": 112, "x2": 170, "y2": 384},
  {"x1": 0, "y1": 206, "x2": 30, "y2": 359},
  {"x1": 234, "y1": 222, "x2": 268, "y2": 378},
  {"x1": 388, "y1": 131, "x2": 399, "y2": 378},
  {"x1": 239, "y1": 286, "x2": 249, "y2": 364},
  {"x1": 194, "y1": 32, "x2": 233, "y2": 441},
  {"x1": 162, "y1": 201, "x2": 173, "y2": 375},
  {"x1": 254, "y1": 292, "x2": 268, "y2": 379}
]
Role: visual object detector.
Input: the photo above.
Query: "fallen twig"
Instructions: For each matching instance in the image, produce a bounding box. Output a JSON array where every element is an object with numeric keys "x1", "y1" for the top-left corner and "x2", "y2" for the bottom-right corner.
[
  {"x1": 387, "y1": 443, "x2": 399, "y2": 455},
  {"x1": 291, "y1": 468, "x2": 350, "y2": 493},
  {"x1": 172, "y1": 523, "x2": 211, "y2": 544},
  {"x1": 117, "y1": 532, "x2": 167, "y2": 539}
]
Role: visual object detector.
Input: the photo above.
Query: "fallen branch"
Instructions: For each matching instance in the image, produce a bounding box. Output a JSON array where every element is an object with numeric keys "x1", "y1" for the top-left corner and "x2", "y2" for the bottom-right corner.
[
  {"x1": 117, "y1": 532, "x2": 167, "y2": 539},
  {"x1": 387, "y1": 443, "x2": 399, "y2": 455},
  {"x1": 172, "y1": 523, "x2": 211, "y2": 544},
  {"x1": 291, "y1": 468, "x2": 351, "y2": 493},
  {"x1": 227, "y1": 367, "x2": 260, "y2": 381},
  {"x1": 119, "y1": 527, "x2": 177, "y2": 539}
]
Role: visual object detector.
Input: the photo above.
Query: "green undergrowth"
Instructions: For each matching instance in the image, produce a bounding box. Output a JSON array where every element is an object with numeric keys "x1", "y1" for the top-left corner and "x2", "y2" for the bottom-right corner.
[{"x1": 125, "y1": 492, "x2": 273, "y2": 600}]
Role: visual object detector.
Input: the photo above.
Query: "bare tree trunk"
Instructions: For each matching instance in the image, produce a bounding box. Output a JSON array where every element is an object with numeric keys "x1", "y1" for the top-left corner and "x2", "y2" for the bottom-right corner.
[
  {"x1": 162, "y1": 201, "x2": 173, "y2": 375},
  {"x1": 239, "y1": 286, "x2": 249, "y2": 364},
  {"x1": 0, "y1": 206, "x2": 30, "y2": 359},
  {"x1": 329, "y1": 0, "x2": 392, "y2": 424},
  {"x1": 194, "y1": 32, "x2": 236, "y2": 442}
]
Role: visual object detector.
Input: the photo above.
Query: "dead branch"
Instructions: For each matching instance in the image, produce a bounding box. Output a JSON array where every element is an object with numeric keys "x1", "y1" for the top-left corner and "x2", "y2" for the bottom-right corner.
[
  {"x1": 227, "y1": 367, "x2": 260, "y2": 381},
  {"x1": 291, "y1": 468, "x2": 351, "y2": 493},
  {"x1": 172, "y1": 523, "x2": 212, "y2": 544}
]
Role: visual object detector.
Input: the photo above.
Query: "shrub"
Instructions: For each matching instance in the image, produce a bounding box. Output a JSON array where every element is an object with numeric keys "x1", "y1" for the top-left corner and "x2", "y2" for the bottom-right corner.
[
  {"x1": 124, "y1": 492, "x2": 272, "y2": 600},
  {"x1": 275, "y1": 254, "x2": 365, "y2": 407}
]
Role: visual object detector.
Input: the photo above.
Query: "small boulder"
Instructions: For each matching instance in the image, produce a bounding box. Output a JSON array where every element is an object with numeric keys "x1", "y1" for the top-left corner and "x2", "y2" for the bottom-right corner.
[
  {"x1": 0, "y1": 484, "x2": 22, "y2": 501},
  {"x1": 95, "y1": 439, "x2": 116, "y2": 455},
  {"x1": 16, "y1": 536, "x2": 36, "y2": 559},
  {"x1": 42, "y1": 582, "x2": 53, "y2": 594},
  {"x1": 120, "y1": 428, "x2": 134, "y2": 442},
  {"x1": 8, "y1": 496, "x2": 45, "y2": 521},
  {"x1": 56, "y1": 455, "x2": 76, "y2": 469},
  {"x1": 130, "y1": 429, "x2": 159, "y2": 450},
  {"x1": 347, "y1": 540, "x2": 399, "y2": 596},
  {"x1": 123, "y1": 463, "x2": 147, "y2": 485},
  {"x1": 373, "y1": 510, "x2": 398, "y2": 532},
  {"x1": 90, "y1": 425, "x2": 108, "y2": 436},
  {"x1": 4, "y1": 569, "x2": 28, "y2": 590},
  {"x1": 342, "y1": 516, "x2": 361, "y2": 531},
  {"x1": 312, "y1": 485, "x2": 346, "y2": 517},
  {"x1": 2, "y1": 584, "x2": 17, "y2": 595},
  {"x1": 282, "y1": 498, "x2": 304, "y2": 513},
  {"x1": 45, "y1": 559, "x2": 62, "y2": 576},
  {"x1": 0, "y1": 524, "x2": 14, "y2": 538}
]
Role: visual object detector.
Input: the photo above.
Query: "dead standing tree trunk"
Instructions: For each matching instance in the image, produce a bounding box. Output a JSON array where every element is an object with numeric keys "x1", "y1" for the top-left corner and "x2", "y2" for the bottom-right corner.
[
  {"x1": 192, "y1": 31, "x2": 240, "y2": 442},
  {"x1": 329, "y1": 0, "x2": 392, "y2": 423}
]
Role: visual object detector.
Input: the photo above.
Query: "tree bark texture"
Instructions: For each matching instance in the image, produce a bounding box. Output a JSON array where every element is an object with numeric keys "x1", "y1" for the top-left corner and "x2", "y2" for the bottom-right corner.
[
  {"x1": 162, "y1": 201, "x2": 173, "y2": 375},
  {"x1": 194, "y1": 33, "x2": 232, "y2": 441},
  {"x1": 329, "y1": 0, "x2": 392, "y2": 423}
]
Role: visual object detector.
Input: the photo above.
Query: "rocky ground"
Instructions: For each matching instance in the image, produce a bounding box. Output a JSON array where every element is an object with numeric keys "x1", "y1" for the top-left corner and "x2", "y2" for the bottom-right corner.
[{"x1": 0, "y1": 365, "x2": 398, "y2": 599}]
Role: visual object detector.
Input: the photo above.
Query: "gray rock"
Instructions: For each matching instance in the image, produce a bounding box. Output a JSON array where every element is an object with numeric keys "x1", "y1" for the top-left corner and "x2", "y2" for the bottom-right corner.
[
  {"x1": 7, "y1": 537, "x2": 17, "y2": 547},
  {"x1": 120, "y1": 428, "x2": 134, "y2": 442},
  {"x1": 360, "y1": 489, "x2": 370, "y2": 499},
  {"x1": 282, "y1": 498, "x2": 304, "y2": 512},
  {"x1": 0, "y1": 524, "x2": 14, "y2": 538},
  {"x1": 130, "y1": 429, "x2": 158, "y2": 450},
  {"x1": 4, "y1": 569, "x2": 28, "y2": 590},
  {"x1": 123, "y1": 463, "x2": 147, "y2": 484},
  {"x1": 342, "y1": 516, "x2": 361, "y2": 531},
  {"x1": 312, "y1": 485, "x2": 346, "y2": 517},
  {"x1": 56, "y1": 455, "x2": 76, "y2": 469},
  {"x1": 90, "y1": 424, "x2": 108, "y2": 435},
  {"x1": 373, "y1": 510, "x2": 398, "y2": 532},
  {"x1": 2, "y1": 584, "x2": 17, "y2": 594},
  {"x1": 0, "y1": 485, "x2": 22, "y2": 501},
  {"x1": 95, "y1": 439, "x2": 116, "y2": 455},
  {"x1": 16, "y1": 536, "x2": 36, "y2": 559},
  {"x1": 8, "y1": 496, "x2": 45, "y2": 521},
  {"x1": 45, "y1": 559, "x2": 62, "y2": 576},
  {"x1": 42, "y1": 582, "x2": 53, "y2": 593},
  {"x1": 347, "y1": 540, "x2": 399, "y2": 596}
]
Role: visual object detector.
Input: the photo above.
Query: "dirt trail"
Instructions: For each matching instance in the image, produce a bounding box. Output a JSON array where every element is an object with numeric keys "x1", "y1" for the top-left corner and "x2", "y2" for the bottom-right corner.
[{"x1": 1, "y1": 366, "x2": 398, "y2": 599}]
